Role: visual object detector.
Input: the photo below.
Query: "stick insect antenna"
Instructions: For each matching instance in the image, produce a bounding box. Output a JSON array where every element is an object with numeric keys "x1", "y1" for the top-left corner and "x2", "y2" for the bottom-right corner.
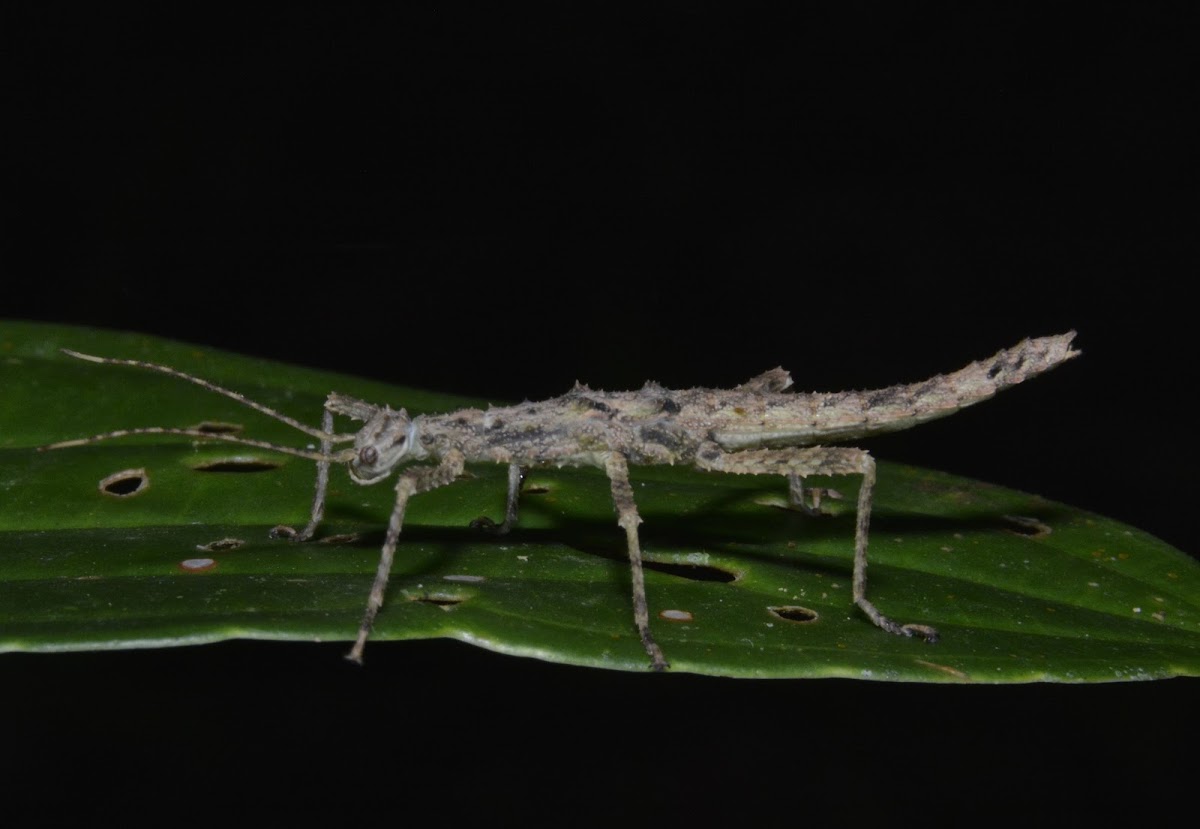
[
  {"x1": 39, "y1": 427, "x2": 356, "y2": 463},
  {"x1": 59, "y1": 349, "x2": 358, "y2": 443}
]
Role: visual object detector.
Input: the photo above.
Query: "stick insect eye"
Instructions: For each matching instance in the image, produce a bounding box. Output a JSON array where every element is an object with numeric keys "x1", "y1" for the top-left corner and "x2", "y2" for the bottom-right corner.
[{"x1": 359, "y1": 446, "x2": 379, "y2": 465}]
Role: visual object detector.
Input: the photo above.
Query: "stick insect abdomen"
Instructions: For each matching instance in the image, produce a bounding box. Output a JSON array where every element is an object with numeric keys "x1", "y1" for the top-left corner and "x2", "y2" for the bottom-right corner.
[{"x1": 708, "y1": 332, "x2": 1080, "y2": 451}]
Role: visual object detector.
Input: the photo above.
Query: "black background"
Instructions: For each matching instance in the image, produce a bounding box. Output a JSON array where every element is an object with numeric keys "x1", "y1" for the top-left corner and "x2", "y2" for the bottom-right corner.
[{"x1": 4, "y1": 5, "x2": 1196, "y2": 823}]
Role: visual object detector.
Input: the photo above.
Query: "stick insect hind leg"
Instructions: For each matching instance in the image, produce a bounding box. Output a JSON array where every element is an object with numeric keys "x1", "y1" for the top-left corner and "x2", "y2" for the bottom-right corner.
[
  {"x1": 698, "y1": 444, "x2": 939, "y2": 643},
  {"x1": 604, "y1": 452, "x2": 669, "y2": 671}
]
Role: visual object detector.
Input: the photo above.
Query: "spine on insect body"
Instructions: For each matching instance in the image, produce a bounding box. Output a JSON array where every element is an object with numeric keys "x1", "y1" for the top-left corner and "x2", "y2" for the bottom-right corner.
[{"x1": 709, "y1": 332, "x2": 1080, "y2": 450}]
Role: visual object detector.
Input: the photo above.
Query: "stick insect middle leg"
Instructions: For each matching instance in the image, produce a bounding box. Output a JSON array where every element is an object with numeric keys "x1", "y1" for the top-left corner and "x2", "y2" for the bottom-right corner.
[
  {"x1": 470, "y1": 462, "x2": 524, "y2": 535},
  {"x1": 787, "y1": 474, "x2": 841, "y2": 516},
  {"x1": 698, "y1": 444, "x2": 939, "y2": 643}
]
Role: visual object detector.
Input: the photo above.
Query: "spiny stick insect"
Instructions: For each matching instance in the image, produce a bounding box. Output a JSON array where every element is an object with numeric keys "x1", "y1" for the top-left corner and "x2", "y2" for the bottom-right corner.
[{"x1": 42, "y1": 332, "x2": 1080, "y2": 669}]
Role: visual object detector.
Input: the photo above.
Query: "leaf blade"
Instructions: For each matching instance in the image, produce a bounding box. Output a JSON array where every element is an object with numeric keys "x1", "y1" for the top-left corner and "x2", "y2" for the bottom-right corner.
[{"x1": 2, "y1": 320, "x2": 1197, "y2": 681}]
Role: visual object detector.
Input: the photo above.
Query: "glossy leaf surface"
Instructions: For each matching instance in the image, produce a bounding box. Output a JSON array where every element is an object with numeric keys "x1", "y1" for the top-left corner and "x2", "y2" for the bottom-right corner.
[{"x1": 2, "y1": 321, "x2": 1197, "y2": 681}]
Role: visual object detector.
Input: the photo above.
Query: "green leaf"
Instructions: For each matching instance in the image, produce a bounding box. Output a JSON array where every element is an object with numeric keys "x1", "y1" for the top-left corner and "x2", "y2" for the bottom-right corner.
[{"x1": 2, "y1": 321, "x2": 1198, "y2": 681}]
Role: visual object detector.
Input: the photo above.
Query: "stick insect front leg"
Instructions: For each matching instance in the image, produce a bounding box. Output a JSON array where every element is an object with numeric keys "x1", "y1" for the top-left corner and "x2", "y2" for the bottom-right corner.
[
  {"x1": 347, "y1": 449, "x2": 467, "y2": 665},
  {"x1": 270, "y1": 408, "x2": 336, "y2": 542},
  {"x1": 699, "y1": 444, "x2": 939, "y2": 643}
]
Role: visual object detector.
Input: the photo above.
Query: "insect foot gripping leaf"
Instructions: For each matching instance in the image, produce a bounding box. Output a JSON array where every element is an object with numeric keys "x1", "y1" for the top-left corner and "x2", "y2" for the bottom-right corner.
[{"x1": 16, "y1": 325, "x2": 1149, "y2": 680}]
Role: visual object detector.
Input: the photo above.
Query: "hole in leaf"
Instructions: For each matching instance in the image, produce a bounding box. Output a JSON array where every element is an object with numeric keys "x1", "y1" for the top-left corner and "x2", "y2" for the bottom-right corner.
[
  {"x1": 191, "y1": 458, "x2": 282, "y2": 473},
  {"x1": 1002, "y1": 515, "x2": 1052, "y2": 538},
  {"x1": 524, "y1": 485, "x2": 550, "y2": 494},
  {"x1": 99, "y1": 468, "x2": 149, "y2": 497},
  {"x1": 189, "y1": 421, "x2": 244, "y2": 435},
  {"x1": 769, "y1": 605, "x2": 819, "y2": 623},
  {"x1": 179, "y1": 557, "x2": 217, "y2": 572},
  {"x1": 317, "y1": 533, "x2": 362, "y2": 545},
  {"x1": 645, "y1": 561, "x2": 737, "y2": 583},
  {"x1": 412, "y1": 595, "x2": 466, "y2": 610}
]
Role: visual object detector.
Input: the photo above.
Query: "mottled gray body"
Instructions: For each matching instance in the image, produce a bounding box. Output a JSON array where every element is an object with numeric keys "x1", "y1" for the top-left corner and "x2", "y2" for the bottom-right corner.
[
  {"x1": 411, "y1": 332, "x2": 1077, "y2": 471},
  {"x1": 46, "y1": 332, "x2": 1080, "y2": 670}
]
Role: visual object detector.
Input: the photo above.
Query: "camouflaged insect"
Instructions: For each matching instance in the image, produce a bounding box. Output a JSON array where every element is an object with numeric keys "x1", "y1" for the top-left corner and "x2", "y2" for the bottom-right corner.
[{"x1": 45, "y1": 332, "x2": 1080, "y2": 669}]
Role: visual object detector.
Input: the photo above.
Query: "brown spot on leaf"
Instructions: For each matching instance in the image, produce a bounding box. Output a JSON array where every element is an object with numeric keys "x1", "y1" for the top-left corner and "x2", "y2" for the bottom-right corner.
[
  {"x1": 188, "y1": 421, "x2": 244, "y2": 435},
  {"x1": 658, "y1": 609, "x2": 694, "y2": 622},
  {"x1": 195, "y1": 537, "x2": 244, "y2": 552}
]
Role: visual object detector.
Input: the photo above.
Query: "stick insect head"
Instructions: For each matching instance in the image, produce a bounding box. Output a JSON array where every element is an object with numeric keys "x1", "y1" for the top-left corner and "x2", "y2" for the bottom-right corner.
[
  {"x1": 326, "y1": 392, "x2": 422, "y2": 483},
  {"x1": 344, "y1": 404, "x2": 421, "y2": 485}
]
